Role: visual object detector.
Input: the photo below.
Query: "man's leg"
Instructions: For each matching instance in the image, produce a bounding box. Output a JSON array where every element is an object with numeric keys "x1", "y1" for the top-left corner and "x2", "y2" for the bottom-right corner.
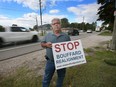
[
  {"x1": 42, "y1": 60, "x2": 55, "y2": 87},
  {"x1": 56, "y1": 68, "x2": 66, "y2": 87}
]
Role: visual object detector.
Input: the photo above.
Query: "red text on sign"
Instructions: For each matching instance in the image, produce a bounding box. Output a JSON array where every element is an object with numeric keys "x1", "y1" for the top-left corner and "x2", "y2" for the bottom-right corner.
[{"x1": 54, "y1": 41, "x2": 79, "y2": 52}]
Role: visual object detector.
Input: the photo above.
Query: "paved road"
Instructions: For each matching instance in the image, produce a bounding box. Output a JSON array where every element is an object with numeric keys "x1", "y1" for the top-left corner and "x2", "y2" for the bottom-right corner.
[
  {"x1": 0, "y1": 33, "x2": 112, "y2": 76},
  {"x1": 0, "y1": 31, "x2": 98, "y2": 50},
  {"x1": 0, "y1": 32, "x2": 98, "y2": 61}
]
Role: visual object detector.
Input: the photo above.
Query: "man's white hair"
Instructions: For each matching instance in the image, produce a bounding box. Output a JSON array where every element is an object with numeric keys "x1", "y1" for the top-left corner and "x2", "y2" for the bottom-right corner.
[{"x1": 51, "y1": 18, "x2": 61, "y2": 23}]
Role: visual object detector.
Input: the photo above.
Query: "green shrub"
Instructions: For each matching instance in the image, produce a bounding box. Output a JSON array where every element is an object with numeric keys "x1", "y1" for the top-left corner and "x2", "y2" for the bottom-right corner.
[{"x1": 104, "y1": 59, "x2": 116, "y2": 66}]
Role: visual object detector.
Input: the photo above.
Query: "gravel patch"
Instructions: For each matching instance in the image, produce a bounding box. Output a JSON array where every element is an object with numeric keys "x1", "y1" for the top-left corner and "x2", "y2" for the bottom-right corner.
[{"x1": 0, "y1": 50, "x2": 46, "y2": 76}]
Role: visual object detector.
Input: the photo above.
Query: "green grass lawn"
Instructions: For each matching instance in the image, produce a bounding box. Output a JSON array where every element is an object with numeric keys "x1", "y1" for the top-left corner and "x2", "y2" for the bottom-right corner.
[
  {"x1": 0, "y1": 47, "x2": 116, "y2": 87},
  {"x1": 63, "y1": 48, "x2": 116, "y2": 87},
  {"x1": 98, "y1": 31, "x2": 112, "y2": 36}
]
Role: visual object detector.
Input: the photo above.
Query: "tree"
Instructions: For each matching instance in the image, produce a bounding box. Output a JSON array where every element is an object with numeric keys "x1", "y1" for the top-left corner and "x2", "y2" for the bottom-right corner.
[
  {"x1": 97, "y1": 0, "x2": 115, "y2": 25},
  {"x1": 69, "y1": 22, "x2": 95, "y2": 32},
  {"x1": 61, "y1": 18, "x2": 70, "y2": 28},
  {"x1": 70, "y1": 23, "x2": 78, "y2": 28},
  {"x1": 33, "y1": 25, "x2": 38, "y2": 31},
  {"x1": 81, "y1": 22, "x2": 86, "y2": 31},
  {"x1": 92, "y1": 22, "x2": 97, "y2": 31},
  {"x1": 111, "y1": 15, "x2": 116, "y2": 50},
  {"x1": 86, "y1": 23, "x2": 92, "y2": 30},
  {"x1": 0, "y1": 25, "x2": 5, "y2": 32},
  {"x1": 97, "y1": 0, "x2": 116, "y2": 50},
  {"x1": 77, "y1": 23, "x2": 82, "y2": 29}
]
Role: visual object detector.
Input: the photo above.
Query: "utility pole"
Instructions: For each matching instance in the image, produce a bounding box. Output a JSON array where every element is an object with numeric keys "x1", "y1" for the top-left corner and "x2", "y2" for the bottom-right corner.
[
  {"x1": 82, "y1": 16, "x2": 84, "y2": 31},
  {"x1": 29, "y1": 15, "x2": 38, "y2": 31},
  {"x1": 39, "y1": 0, "x2": 42, "y2": 26},
  {"x1": 39, "y1": 0, "x2": 43, "y2": 35},
  {"x1": 111, "y1": 0, "x2": 116, "y2": 50},
  {"x1": 35, "y1": 16, "x2": 39, "y2": 31}
]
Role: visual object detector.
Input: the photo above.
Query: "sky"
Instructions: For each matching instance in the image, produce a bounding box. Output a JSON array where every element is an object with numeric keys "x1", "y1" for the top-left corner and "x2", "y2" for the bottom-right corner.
[{"x1": 0, "y1": 0, "x2": 102, "y2": 28}]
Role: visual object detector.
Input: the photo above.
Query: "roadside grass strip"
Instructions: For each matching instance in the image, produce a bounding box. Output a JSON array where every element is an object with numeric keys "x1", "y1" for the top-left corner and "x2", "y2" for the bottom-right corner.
[{"x1": 98, "y1": 31, "x2": 112, "y2": 36}]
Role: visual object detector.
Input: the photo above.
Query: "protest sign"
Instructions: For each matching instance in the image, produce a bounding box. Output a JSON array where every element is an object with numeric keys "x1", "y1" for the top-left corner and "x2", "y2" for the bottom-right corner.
[{"x1": 52, "y1": 39, "x2": 86, "y2": 70}]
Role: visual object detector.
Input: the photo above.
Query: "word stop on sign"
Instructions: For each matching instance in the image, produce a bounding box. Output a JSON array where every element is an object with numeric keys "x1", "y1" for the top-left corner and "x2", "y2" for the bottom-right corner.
[{"x1": 54, "y1": 40, "x2": 80, "y2": 52}]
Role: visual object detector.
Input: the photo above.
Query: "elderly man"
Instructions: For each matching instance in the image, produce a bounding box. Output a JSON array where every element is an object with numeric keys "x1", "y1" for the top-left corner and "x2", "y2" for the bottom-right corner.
[{"x1": 41, "y1": 18, "x2": 71, "y2": 87}]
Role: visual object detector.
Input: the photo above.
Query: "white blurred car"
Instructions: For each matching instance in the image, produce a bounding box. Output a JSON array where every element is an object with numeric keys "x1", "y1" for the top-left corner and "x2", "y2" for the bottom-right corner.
[
  {"x1": 0, "y1": 26, "x2": 39, "y2": 46},
  {"x1": 87, "y1": 29, "x2": 92, "y2": 33}
]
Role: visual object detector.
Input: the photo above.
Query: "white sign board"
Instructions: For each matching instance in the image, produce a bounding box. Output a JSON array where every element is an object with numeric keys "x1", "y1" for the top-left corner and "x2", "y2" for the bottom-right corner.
[{"x1": 52, "y1": 40, "x2": 86, "y2": 70}]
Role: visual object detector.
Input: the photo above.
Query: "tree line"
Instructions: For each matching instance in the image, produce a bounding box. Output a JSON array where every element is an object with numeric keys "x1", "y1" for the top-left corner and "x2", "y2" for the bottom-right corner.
[
  {"x1": 61, "y1": 18, "x2": 97, "y2": 31},
  {"x1": 33, "y1": 18, "x2": 97, "y2": 32}
]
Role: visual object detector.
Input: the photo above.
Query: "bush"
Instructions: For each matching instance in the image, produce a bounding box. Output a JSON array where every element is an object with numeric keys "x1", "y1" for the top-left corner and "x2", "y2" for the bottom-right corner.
[
  {"x1": 0, "y1": 25, "x2": 5, "y2": 32},
  {"x1": 104, "y1": 59, "x2": 116, "y2": 66}
]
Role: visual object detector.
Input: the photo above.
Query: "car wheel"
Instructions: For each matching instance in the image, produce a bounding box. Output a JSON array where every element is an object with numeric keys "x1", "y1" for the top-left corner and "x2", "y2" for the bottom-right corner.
[{"x1": 32, "y1": 36, "x2": 38, "y2": 42}]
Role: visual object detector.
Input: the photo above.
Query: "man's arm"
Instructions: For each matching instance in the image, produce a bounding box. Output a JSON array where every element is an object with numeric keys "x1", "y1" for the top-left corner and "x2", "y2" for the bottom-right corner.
[{"x1": 41, "y1": 42, "x2": 52, "y2": 48}]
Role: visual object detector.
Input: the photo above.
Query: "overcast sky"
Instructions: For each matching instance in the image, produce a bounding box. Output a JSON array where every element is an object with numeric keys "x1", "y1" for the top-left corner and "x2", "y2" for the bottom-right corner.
[{"x1": 0, "y1": 0, "x2": 102, "y2": 28}]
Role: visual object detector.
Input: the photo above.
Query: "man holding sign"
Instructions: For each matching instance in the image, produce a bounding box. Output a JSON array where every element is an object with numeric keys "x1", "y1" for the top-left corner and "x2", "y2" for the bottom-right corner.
[{"x1": 41, "y1": 18, "x2": 71, "y2": 87}]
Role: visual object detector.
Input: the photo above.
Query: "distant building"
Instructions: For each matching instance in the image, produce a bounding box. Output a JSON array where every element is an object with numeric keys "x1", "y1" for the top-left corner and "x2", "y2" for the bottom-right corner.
[{"x1": 95, "y1": 26, "x2": 101, "y2": 32}]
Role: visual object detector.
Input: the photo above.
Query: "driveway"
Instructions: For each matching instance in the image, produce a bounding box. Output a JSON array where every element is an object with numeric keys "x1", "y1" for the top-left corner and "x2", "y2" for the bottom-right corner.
[{"x1": 78, "y1": 34, "x2": 112, "y2": 48}]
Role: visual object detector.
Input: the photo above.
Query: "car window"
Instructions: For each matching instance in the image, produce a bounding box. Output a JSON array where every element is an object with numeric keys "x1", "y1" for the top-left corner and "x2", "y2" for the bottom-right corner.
[
  {"x1": 11, "y1": 27, "x2": 22, "y2": 32},
  {"x1": 11, "y1": 27, "x2": 28, "y2": 32},
  {"x1": 19, "y1": 27, "x2": 28, "y2": 32}
]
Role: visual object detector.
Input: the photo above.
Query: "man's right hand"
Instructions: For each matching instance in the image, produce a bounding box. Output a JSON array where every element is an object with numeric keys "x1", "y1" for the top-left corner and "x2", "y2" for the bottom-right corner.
[
  {"x1": 46, "y1": 42, "x2": 52, "y2": 48},
  {"x1": 41, "y1": 42, "x2": 52, "y2": 48}
]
